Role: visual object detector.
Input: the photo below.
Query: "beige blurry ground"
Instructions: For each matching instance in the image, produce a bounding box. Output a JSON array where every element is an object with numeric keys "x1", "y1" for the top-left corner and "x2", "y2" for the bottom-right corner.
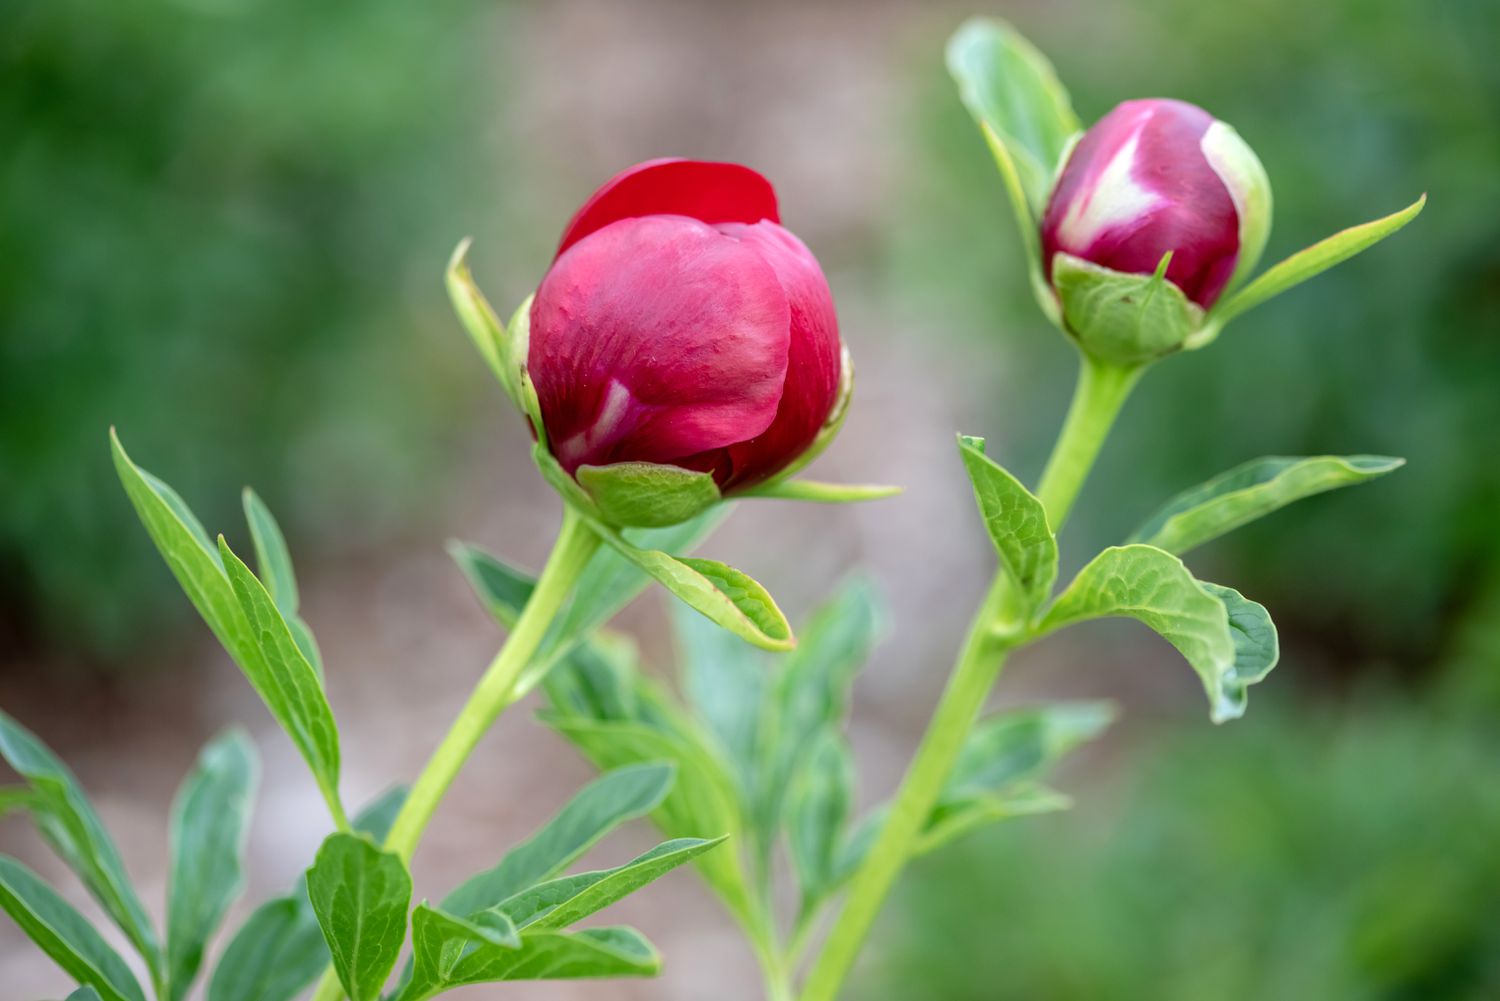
[{"x1": 0, "y1": 1, "x2": 1193, "y2": 997}]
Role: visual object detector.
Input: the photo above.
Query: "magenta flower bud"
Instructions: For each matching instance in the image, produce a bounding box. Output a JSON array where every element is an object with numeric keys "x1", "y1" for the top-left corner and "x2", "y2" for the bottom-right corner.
[
  {"x1": 1040, "y1": 98, "x2": 1271, "y2": 310},
  {"x1": 529, "y1": 159, "x2": 844, "y2": 497}
]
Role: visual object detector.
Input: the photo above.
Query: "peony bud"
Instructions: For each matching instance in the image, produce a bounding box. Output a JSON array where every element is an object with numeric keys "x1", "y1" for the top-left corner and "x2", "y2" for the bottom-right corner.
[
  {"x1": 1039, "y1": 99, "x2": 1271, "y2": 363},
  {"x1": 528, "y1": 159, "x2": 845, "y2": 515}
]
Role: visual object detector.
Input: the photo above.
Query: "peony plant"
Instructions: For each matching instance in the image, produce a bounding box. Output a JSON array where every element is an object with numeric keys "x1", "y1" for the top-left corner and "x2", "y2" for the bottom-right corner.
[{"x1": 0, "y1": 16, "x2": 1421, "y2": 1001}]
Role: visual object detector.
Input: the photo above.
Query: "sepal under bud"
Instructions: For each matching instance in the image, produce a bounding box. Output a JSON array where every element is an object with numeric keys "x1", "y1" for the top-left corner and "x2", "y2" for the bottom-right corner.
[
  {"x1": 1052, "y1": 251, "x2": 1204, "y2": 365},
  {"x1": 575, "y1": 462, "x2": 722, "y2": 529}
]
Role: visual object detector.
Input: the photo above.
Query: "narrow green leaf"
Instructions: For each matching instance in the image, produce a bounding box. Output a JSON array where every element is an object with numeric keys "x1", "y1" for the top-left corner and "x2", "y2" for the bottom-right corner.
[
  {"x1": 306, "y1": 833, "x2": 412, "y2": 1001},
  {"x1": 788, "y1": 731, "x2": 855, "y2": 908},
  {"x1": 739, "y1": 480, "x2": 902, "y2": 503},
  {"x1": 113, "y1": 431, "x2": 341, "y2": 813},
  {"x1": 498, "y1": 837, "x2": 726, "y2": 931},
  {"x1": 445, "y1": 238, "x2": 515, "y2": 402},
  {"x1": 1038, "y1": 545, "x2": 1249, "y2": 722},
  {"x1": 946, "y1": 16, "x2": 1080, "y2": 217},
  {"x1": 957, "y1": 436, "x2": 1058, "y2": 612},
  {"x1": 0, "y1": 710, "x2": 159, "y2": 975},
  {"x1": 206, "y1": 788, "x2": 407, "y2": 1001},
  {"x1": 404, "y1": 903, "x2": 519, "y2": 997},
  {"x1": 0, "y1": 785, "x2": 38, "y2": 818},
  {"x1": 66, "y1": 988, "x2": 105, "y2": 1001},
  {"x1": 0, "y1": 855, "x2": 145, "y2": 1001},
  {"x1": 447, "y1": 542, "x2": 534, "y2": 629},
  {"x1": 401, "y1": 919, "x2": 658, "y2": 998},
  {"x1": 242, "y1": 489, "x2": 298, "y2": 616},
  {"x1": 1208, "y1": 195, "x2": 1426, "y2": 331},
  {"x1": 1129, "y1": 455, "x2": 1405, "y2": 555},
  {"x1": 442, "y1": 762, "x2": 676, "y2": 915},
  {"x1": 673, "y1": 597, "x2": 767, "y2": 796},
  {"x1": 165, "y1": 730, "x2": 258, "y2": 1001},
  {"x1": 217, "y1": 537, "x2": 342, "y2": 818},
  {"x1": 576, "y1": 462, "x2": 721, "y2": 529}
]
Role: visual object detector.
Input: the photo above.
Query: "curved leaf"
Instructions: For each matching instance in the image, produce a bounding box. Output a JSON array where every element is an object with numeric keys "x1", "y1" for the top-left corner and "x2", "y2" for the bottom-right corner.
[
  {"x1": 1129, "y1": 455, "x2": 1404, "y2": 555},
  {"x1": 957, "y1": 436, "x2": 1057, "y2": 612}
]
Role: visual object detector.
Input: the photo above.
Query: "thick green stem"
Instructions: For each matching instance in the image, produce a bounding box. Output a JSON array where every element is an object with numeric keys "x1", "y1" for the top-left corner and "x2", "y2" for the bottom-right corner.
[
  {"x1": 798, "y1": 576, "x2": 1014, "y2": 1001},
  {"x1": 1035, "y1": 353, "x2": 1143, "y2": 529},
  {"x1": 309, "y1": 506, "x2": 599, "y2": 1001}
]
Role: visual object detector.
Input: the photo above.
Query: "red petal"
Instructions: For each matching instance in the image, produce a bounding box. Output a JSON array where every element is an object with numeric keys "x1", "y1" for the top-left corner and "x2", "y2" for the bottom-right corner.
[
  {"x1": 531, "y1": 215, "x2": 791, "y2": 472},
  {"x1": 678, "y1": 221, "x2": 842, "y2": 491},
  {"x1": 556, "y1": 159, "x2": 781, "y2": 257}
]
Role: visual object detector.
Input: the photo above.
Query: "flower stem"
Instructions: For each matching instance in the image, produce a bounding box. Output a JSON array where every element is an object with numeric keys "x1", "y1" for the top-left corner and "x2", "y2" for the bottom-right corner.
[
  {"x1": 308, "y1": 505, "x2": 599, "y2": 1001},
  {"x1": 798, "y1": 575, "x2": 1014, "y2": 1001},
  {"x1": 1035, "y1": 352, "x2": 1143, "y2": 529}
]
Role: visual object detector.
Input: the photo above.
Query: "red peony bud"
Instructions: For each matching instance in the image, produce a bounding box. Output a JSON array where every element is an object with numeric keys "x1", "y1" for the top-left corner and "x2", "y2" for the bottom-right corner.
[
  {"x1": 1040, "y1": 99, "x2": 1270, "y2": 310},
  {"x1": 529, "y1": 159, "x2": 844, "y2": 494}
]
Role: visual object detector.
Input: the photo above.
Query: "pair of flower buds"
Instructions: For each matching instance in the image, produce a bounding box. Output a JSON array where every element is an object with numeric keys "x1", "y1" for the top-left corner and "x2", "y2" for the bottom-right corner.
[{"x1": 508, "y1": 99, "x2": 1269, "y2": 519}]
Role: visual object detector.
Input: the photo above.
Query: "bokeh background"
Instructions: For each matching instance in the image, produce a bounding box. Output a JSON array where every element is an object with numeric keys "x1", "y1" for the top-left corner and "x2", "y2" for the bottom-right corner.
[{"x1": 3, "y1": 0, "x2": 1498, "y2": 998}]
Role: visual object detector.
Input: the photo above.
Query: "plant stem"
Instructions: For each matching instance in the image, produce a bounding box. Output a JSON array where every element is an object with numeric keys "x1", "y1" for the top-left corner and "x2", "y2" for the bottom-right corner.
[
  {"x1": 308, "y1": 505, "x2": 599, "y2": 1001},
  {"x1": 798, "y1": 575, "x2": 1014, "y2": 1001},
  {"x1": 1035, "y1": 352, "x2": 1143, "y2": 529}
]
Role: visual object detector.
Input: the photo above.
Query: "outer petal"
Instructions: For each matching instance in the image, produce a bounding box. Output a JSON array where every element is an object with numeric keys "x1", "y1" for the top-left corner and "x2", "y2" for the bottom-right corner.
[
  {"x1": 556, "y1": 159, "x2": 781, "y2": 256},
  {"x1": 531, "y1": 214, "x2": 791, "y2": 473},
  {"x1": 678, "y1": 221, "x2": 843, "y2": 491},
  {"x1": 1041, "y1": 98, "x2": 1241, "y2": 308}
]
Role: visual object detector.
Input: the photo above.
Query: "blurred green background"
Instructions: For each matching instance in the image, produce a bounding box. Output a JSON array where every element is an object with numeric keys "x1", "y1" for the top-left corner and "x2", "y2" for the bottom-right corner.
[{"x1": 2, "y1": 0, "x2": 1497, "y2": 997}]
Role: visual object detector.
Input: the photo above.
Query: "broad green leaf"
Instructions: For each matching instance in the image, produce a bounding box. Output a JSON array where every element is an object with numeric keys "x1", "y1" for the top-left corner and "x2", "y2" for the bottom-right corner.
[
  {"x1": 165, "y1": 730, "x2": 258, "y2": 1001},
  {"x1": 1128, "y1": 455, "x2": 1405, "y2": 555},
  {"x1": 306, "y1": 833, "x2": 412, "y2": 1001},
  {"x1": 0, "y1": 855, "x2": 144, "y2": 1001},
  {"x1": 576, "y1": 462, "x2": 721, "y2": 529},
  {"x1": 498, "y1": 836, "x2": 726, "y2": 931},
  {"x1": 957, "y1": 436, "x2": 1057, "y2": 612},
  {"x1": 113, "y1": 432, "x2": 342, "y2": 817},
  {"x1": 589, "y1": 518, "x2": 794, "y2": 651},
  {"x1": 442, "y1": 762, "x2": 676, "y2": 916},
  {"x1": 1202, "y1": 583, "x2": 1280, "y2": 710},
  {"x1": 673, "y1": 598, "x2": 767, "y2": 795},
  {"x1": 0, "y1": 710, "x2": 159, "y2": 974},
  {"x1": 207, "y1": 788, "x2": 407, "y2": 1001},
  {"x1": 946, "y1": 17, "x2": 1079, "y2": 217},
  {"x1": 1206, "y1": 195, "x2": 1426, "y2": 333},
  {"x1": 1038, "y1": 545, "x2": 1247, "y2": 722},
  {"x1": 739, "y1": 480, "x2": 902, "y2": 504},
  {"x1": 403, "y1": 904, "x2": 519, "y2": 998},
  {"x1": 218, "y1": 537, "x2": 343, "y2": 818},
  {"x1": 787, "y1": 731, "x2": 855, "y2": 908},
  {"x1": 918, "y1": 701, "x2": 1114, "y2": 853},
  {"x1": 401, "y1": 921, "x2": 658, "y2": 998}
]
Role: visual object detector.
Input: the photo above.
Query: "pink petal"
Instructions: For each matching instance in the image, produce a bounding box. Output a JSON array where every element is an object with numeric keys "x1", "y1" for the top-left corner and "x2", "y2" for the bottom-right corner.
[
  {"x1": 556, "y1": 159, "x2": 781, "y2": 257},
  {"x1": 531, "y1": 215, "x2": 791, "y2": 472}
]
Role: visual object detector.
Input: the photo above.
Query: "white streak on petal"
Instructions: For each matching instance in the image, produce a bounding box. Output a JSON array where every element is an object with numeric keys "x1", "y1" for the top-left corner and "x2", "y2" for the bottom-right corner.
[
  {"x1": 1057, "y1": 124, "x2": 1163, "y2": 250},
  {"x1": 555, "y1": 378, "x2": 639, "y2": 467},
  {"x1": 1202, "y1": 120, "x2": 1273, "y2": 291}
]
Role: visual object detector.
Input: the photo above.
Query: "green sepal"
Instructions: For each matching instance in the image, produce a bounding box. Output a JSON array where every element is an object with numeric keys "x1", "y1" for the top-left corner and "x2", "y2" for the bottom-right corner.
[
  {"x1": 576, "y1": 462, "x2": 722, "y2": 528},
  {"x1": 504, "y1": 294, "x2": 548, "y2": 447},
  {"x1": 739, "y1": 479, "x2": 901, "y2": 504},
  {"x1": 1053, "y1": 251, "x2": 1204, "y2": 366},
  {"x1": 445, "y1": 239, "x2": 517, "y2": 403},
  {"x1": 1129, "y1": 454, "x2": 1405, "y2": 555},
  {"x1": 1196, "y1": 194, "x2": 1426, "y2": 343},
  {"x1": 947, "y1": 17, "x2": 1081, "y2": 325},
  {"x1": 1036, "y1": 545, "x2": 1277, "y2": 722}
]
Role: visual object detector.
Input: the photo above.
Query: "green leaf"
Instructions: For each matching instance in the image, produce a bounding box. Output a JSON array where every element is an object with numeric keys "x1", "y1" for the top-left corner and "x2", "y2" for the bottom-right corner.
[
  {"x1": 447, "y1": 543, "x2": 534, "y2": 629},
  {"x1": 113, "y1": 432, "x2": 342, "y2": 817},
  {"x1": 957, "y1": 436, "x2": 1057, "y2": 613},
  {"x1": 1051, "y1": 251, "x2": 1204, "y2": 365},
  {"x1": 217, "y1": 536, "x2": 343, "y2": 820},
  {"x1": 576, "y1": 462, "x2": 722, "y2": 529},
  {"x1": 165, "y1": 730, "x2": 258, "y2": 1001},
  {"x1": 1205, "y1": 194, "x2": 1426, "y2": 333},
  {"x1": 242, "y1": 489, "x2": 322, "y2": 676},
  {"x1": 946, "y1": 17, "x2": 1080, "y2": 322},
  {"x1": 1128, "y1": 455, "x2": 1405, "y2": 555},
  {"x1": 402, "y1": 904, "x2": 519, "y2": 998},
  {"x1": 1038, "y1": 545, "x2": 1251, "y2": 722},
  {"x1": 739, "y1": 480, "x2": 902, "y2": 503},
  {"x1": 306, "y1": 833, "x2": 412, "y2": 1001},
  {"x1": 674, "y1": 598, "x2": 767, "y2": 796},
  {"x1": 0, "y1": 855, "x2": 145, "y2": 1001},
  {"x1": 590, "y1": 520, "x2": 794, "y2": 651},
  {"x1": 401, "y1": 917, "x2": 657, "y2": 999},
  {"x1": 787, "y1": 731, "x2": 855, "y2": 908},
  {"x1": 497, "y1": 837, "x2": 726, "y2": 931},
  {"x1": 206, "y1": 788, "x2": 407, "y2": 1001},
  {"x1": 918, "y1": 702, "x2": 1113, "y2": 853},
  {"x1": 442, "y1": 762, "x2": 676, "y2": 916},
  {"x1": 0, "y1": 710, "x2": 159, "y2": 975},
  {"x1": 66, "y1": 989, "x2": 105, "y2": 1001},
  {"x1": 1202, "y1": 582, "x2": 1280, "y2": 709}
]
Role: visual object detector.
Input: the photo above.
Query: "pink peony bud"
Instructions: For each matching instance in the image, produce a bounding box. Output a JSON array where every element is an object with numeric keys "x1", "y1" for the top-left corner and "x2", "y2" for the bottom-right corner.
[
  {"x1": 1040, "y1": 98, "x2": 1270, "y2": 310},
  {"x1": 529, "y1": 159, "x2": 844, "y2": 494}
]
